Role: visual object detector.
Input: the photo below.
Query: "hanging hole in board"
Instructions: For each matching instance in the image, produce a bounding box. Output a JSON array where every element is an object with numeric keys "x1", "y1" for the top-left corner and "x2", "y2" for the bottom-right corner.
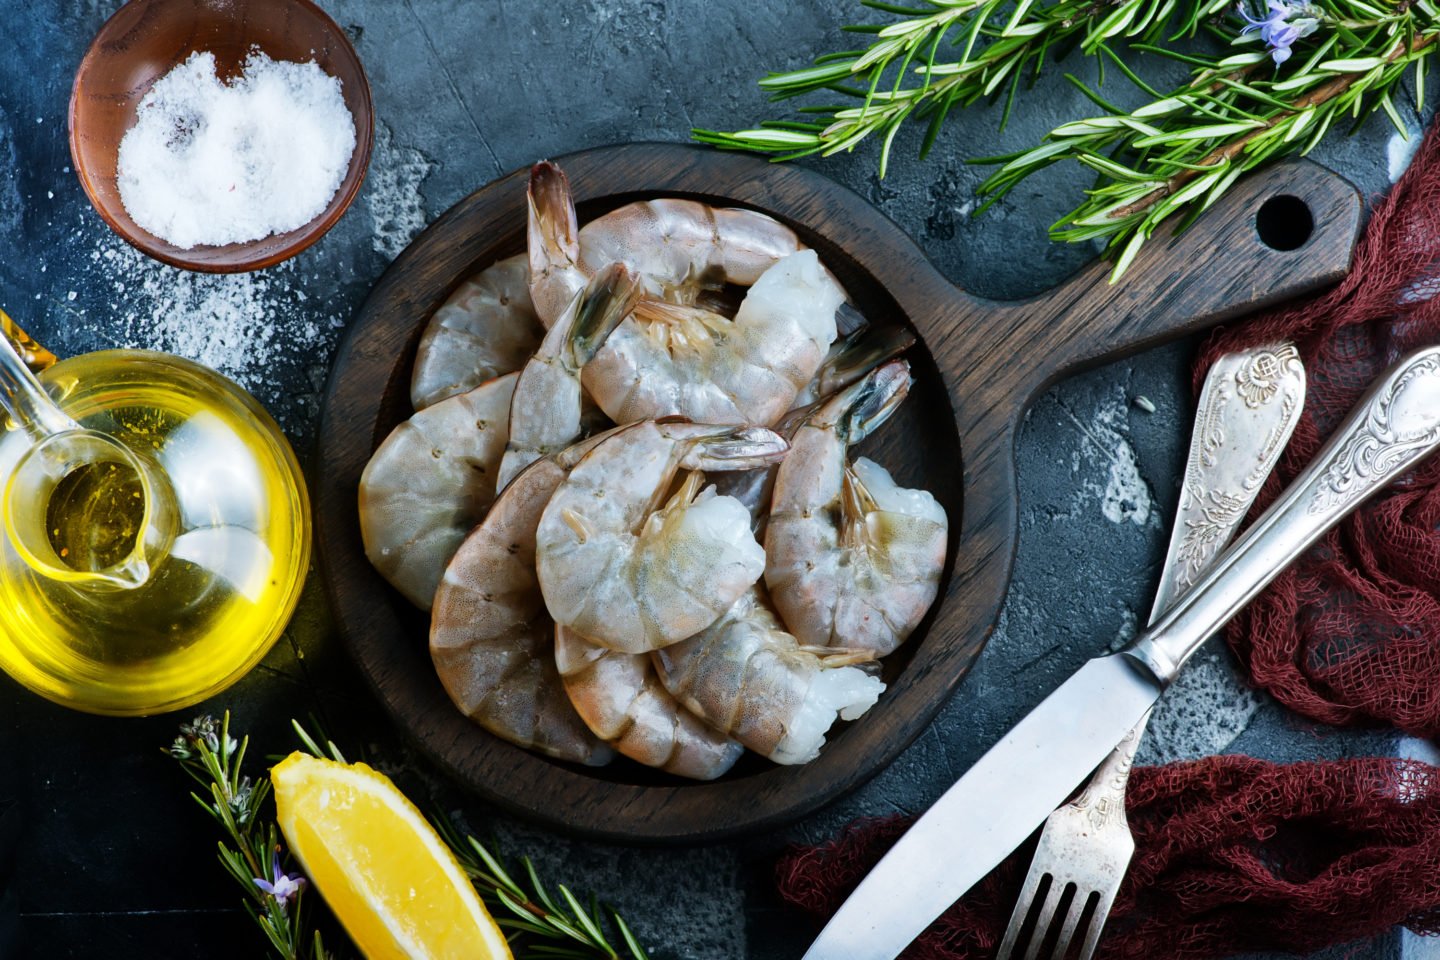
[{"x1": 1255, "y1": 194, "x2": 1314, "y2": 251}]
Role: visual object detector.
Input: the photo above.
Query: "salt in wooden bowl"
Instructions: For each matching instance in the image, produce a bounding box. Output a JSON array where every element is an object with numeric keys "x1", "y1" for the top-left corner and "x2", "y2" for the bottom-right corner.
[{"x1": 68, "y1": 0, "x2": 374, "y2": 273}]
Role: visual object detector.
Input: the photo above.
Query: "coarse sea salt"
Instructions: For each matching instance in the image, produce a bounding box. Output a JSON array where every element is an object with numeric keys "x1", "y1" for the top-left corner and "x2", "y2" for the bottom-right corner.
[{"x1": 116, "y1": 50, "x2": 356, "y2": 250}]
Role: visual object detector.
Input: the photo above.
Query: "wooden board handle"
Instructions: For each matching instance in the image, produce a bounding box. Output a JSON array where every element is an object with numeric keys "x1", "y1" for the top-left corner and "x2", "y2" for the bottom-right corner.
[
  {"x1": 920, "y1": 159, "x2": 1360, "y2": 729},
  {"x1": 946, "y1": 159, "x2": 1362, "y2": 422}
]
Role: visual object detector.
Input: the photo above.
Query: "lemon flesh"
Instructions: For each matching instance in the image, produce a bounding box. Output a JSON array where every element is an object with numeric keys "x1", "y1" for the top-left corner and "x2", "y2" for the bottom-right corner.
[{"x1": 272, "y1": 752, "x2": 512, "y2": 960}]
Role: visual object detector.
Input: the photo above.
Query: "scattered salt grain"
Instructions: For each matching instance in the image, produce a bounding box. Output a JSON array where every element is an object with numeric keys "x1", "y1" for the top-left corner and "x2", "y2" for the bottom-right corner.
[{"x1": 116, "y1": 51, "x2": 356, "y2": 250}]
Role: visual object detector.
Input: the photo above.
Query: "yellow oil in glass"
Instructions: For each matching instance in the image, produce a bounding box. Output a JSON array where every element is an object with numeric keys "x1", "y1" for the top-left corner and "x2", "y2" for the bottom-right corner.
[
  {"x1": 0, "y1": 350, "x2": 311, "y2": 715},
  {"x1": 46, "y1": 460, "x2": 147, "y2": 572}
]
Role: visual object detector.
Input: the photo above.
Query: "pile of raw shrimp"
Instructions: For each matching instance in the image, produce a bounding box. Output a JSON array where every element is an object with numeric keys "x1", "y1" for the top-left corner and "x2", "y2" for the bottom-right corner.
[{"x1": 358, "y1": 161, "x2": 949, "y2": 780}]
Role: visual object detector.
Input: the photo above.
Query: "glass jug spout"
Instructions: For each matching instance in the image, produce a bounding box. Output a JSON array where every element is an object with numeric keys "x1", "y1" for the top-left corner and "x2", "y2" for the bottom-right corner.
[{"x1": 0, "y1": 310, "x2": 175, "y2": 590}]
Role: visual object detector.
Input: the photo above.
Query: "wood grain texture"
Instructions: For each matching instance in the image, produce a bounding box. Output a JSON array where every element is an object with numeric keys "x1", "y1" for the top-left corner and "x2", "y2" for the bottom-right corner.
[{"x1": 316, "y1": 143, "x2": 1361, "y2": 843}]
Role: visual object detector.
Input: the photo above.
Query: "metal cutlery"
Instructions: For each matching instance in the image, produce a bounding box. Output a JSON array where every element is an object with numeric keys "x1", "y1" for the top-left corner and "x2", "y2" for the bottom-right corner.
[
  {"x1": 801, "y1": 344, "x2": 1440, "y2": 960},
  {"x1": 995, "y1": 342, "x2": 1305, "y2": 960}
]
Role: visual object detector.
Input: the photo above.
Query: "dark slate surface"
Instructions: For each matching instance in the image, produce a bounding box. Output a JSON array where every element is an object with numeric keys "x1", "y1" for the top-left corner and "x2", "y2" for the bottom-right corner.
[{"x1": 0, "y1": 1, "x2": 1430, "y2": 958}]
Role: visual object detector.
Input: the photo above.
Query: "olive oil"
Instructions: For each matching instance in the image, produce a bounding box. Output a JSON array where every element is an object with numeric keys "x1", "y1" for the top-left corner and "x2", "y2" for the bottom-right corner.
[
  {"x1": 0, "y1": 350, "x2": 311, "y2": 715},
  {"x1": 46, "y1": 460, "x2": 147, "y2": 572}
]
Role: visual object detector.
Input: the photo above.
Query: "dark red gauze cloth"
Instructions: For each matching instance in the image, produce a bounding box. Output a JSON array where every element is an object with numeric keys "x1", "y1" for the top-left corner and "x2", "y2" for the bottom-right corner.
[
  {"x1": 778, "y1": 757, "x2": 1440, "y2": 958},
  {"x1": 1195, "y1": 120, "x2": 1440, "y2": 734}
]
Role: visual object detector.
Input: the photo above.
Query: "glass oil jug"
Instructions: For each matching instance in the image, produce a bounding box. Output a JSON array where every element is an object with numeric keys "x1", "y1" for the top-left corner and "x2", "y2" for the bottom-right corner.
[{"x1": 0, "y1": 309, "x2": 310, "y2": 715}]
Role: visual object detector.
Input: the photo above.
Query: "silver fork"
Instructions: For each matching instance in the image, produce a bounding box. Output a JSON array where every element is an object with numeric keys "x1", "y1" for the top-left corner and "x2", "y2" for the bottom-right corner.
[{"x1": 995, "y1": 343, "x2": 1305, "y2": 960}]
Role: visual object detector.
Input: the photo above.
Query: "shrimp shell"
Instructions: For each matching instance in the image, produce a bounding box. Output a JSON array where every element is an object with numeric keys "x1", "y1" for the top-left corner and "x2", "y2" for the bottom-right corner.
[
  {"x1": 654, "y1": 586, "x2": 884, "y2": 765},
  {"x1": 555, "y1": 624, "x2": 742, "y2": 780},
  {"x1": 535, "y1": 420, "x2": 787, "y2": 654},
  {"x1": 528, "y1": 161, "x2": 804, "y2": 328},
  {"x1": 497, "y1": 262, "x2": 638, "y2": 492},
  {"x1": 765, "y1": 360, "x2": 949, "y2": 657},
  {"x1": 359, "y1": 373, "x2": 515, "y2": 609},
  {"x1": 581, "y1": 249, "x2": 845, "y2": 426},
  {"x1": 577, "y1": 199, "x2": 803, "y2": 304},
  {"x1": 431, "y1": 454, "x2": 614, "y2": 766},
  {"x1": 411, "y1": 254, "x2": 543, "y2": 409}
]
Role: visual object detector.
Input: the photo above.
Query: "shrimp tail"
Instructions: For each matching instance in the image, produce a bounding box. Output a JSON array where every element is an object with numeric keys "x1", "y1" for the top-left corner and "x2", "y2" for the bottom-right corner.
[
  {"x1": 790, "y1": 324, "x2": 918, "y2": 414},
  {"x1": 673, "y1": 424, "x2": 789, "y2": 471},
  {"x1": 832, "y1": 359, "x2": 912, "y2": 445},
  {"x1": 527, "y1": 161, "x2": 585, "y2": 326},
  {"x1": 568, "y1": 263, "x2": 640, "y2": 368},
  {"x1": 527, "y1": 161, "x2": 578, "y2": 263},
  {"x1": 824, "y1": 325, "x2": 917, "y2": 393},
  {"x1": 835, "y1": 301, "x2": 869, "y2": 337}
]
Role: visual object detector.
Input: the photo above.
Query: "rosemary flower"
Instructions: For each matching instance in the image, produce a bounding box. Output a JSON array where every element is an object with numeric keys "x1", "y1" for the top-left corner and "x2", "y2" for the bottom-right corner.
[
  {"x1": 178, "y1": 715, "x2": 238, "y2": 755},
  {"x1": 1239, "y1": 0, "x2": 1322, "y2": 64},
  {"x1": 254, "y1": 849, "x2": 307, "y2": 910}
]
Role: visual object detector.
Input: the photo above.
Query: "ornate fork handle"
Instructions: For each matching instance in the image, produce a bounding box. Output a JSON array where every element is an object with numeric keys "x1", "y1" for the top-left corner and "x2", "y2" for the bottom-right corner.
[
  {"x1": 1067, "y1": 709, "x2": 1147, "y2": 826},
  {"x1": 1129, "y1": 347, "x2": 1440, "y2": 685}
]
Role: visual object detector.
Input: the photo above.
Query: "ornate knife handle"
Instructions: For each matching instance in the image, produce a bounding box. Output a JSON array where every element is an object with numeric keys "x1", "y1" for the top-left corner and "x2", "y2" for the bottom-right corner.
[{"x1": 1127, "y1": 346, "x2": 1440, "y2": 686}]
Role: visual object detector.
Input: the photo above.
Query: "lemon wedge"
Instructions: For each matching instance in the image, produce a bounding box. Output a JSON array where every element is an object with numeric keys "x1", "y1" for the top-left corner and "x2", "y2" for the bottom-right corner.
[{"x1": 271, "y1": 752, "x2": 512, "y2": 960}]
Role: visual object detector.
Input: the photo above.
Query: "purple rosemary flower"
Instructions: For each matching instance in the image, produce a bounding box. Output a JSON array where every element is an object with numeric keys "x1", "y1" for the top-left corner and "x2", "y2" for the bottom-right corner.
[
  {"x1": 254, "y1": 849, "x2": 307, "y2": 910},
  {"x1": 1240, "y1": 0, "x2": 1322, "y2": 64}
]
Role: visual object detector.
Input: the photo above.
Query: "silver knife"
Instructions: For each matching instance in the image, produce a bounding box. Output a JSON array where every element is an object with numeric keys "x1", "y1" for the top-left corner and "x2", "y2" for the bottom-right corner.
[{"x1": 802, "y1": 345, "x2": 1440, "y2": 960}]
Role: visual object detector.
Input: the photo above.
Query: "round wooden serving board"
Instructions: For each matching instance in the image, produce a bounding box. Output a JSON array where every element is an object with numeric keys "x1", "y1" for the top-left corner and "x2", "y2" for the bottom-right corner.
[{"x1": 317, "y1": 143, "x2": 1361, "y2": 843}]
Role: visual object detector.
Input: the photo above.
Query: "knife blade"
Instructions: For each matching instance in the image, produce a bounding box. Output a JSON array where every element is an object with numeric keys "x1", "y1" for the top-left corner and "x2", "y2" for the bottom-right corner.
[
  {"x1": 800, "y1": 655, "x2": 1160, "y2": 960},
  {"x1": 802, "y1": 345, "x2": 1440, "y2": 960}
]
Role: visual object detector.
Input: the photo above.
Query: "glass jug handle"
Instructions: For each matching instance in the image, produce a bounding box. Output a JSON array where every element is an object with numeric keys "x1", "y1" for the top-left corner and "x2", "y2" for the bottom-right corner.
[
  {"x1": 0, "y1": 312, "x2": 57, "y2": 374},
  {"x1": 0, "y1": 309, "x2": 78, "y2": 443}
]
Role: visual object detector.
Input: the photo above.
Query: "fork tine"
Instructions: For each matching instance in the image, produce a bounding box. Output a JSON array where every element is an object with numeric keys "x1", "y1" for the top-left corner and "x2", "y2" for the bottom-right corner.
[
  {"x1": 1048, "y1": 886, "x2": 1093, "y2": 960},
  {"x1": 1021, "y1": 880, "x2": 1068, "y2": 960},
  {"x1": 995, "y1": 868, "x2": 1048, "y2": 960},
  {"x1": 1075, "y1": 887, "x2": 1119, "y2": 960}
]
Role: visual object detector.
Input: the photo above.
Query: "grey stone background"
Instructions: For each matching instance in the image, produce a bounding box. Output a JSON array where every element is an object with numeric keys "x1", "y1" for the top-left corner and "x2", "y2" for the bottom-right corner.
[{"x1": 0, "y1": 1, "x2": 1431, "y2": 957}]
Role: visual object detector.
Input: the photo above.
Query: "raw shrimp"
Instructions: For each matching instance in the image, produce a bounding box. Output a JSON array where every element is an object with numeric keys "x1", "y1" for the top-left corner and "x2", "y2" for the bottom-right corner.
[
  {"x1": 526, "y1": 160, "x2": 803, "y2": 326},
  {"x1": 555, "y1": 624, "x2": 742, "y2": 780},
  {"x1": 654, "y1": 585, "x2": 884, "y2": 765},
  {"x1": 713, "y1": 322, "x2": 917, "y2": 521},
  {"x1": 766, "y1": 360, "x2": 948, "y2": 657},
  {"x1": 582, "y1": 249, "x2": 846, "y2": 425},
  {"x1": 535, "y1": 420, "x2": 787, "y2": 654},
  {"x1": 431, "y1": 451, "x2": 614, "y2": 766},
  {"x1": 529, "y1": 161, "x2": 836, "y2": 424},
  {"x1": 359, "y1": 373, "x2": 515, "y2": 609},
  {"x1": 411, "y1": 254, "x2": 543, "y2": 410},
  {"x1": 496, "y1": 262, "x2": 638, "y2": 491}
]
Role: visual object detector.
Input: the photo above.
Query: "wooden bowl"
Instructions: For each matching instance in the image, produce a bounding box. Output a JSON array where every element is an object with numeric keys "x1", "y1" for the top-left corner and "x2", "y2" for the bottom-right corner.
[
  {"x1": 68, "y1": 0, "x2": 373, "y2": 273},
  {"x1": 317, "y1": 144, "x2": 1361, "y2": 843}
]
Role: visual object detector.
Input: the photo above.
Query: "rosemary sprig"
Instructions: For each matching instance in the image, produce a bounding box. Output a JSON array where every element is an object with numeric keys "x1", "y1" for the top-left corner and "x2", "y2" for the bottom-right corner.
[
  {"x1": 441, "y1": 823, "x2": 650, "y2": 960},
  {"x1": 694, "y1": 0, "x2": 1221, "y2": 175},
  {"x1": 165, "y1": 715, "x2": 334, "y2": 960},
  {"x1": 167, "y1": 714, "x2": 652, "y2": 960},
  {"x1": 976, "y1": 1, "x2": 1438, "y2": 278},
  {"x1": 697, "y1": 0, "x2": 1439, "y2": 279}
]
